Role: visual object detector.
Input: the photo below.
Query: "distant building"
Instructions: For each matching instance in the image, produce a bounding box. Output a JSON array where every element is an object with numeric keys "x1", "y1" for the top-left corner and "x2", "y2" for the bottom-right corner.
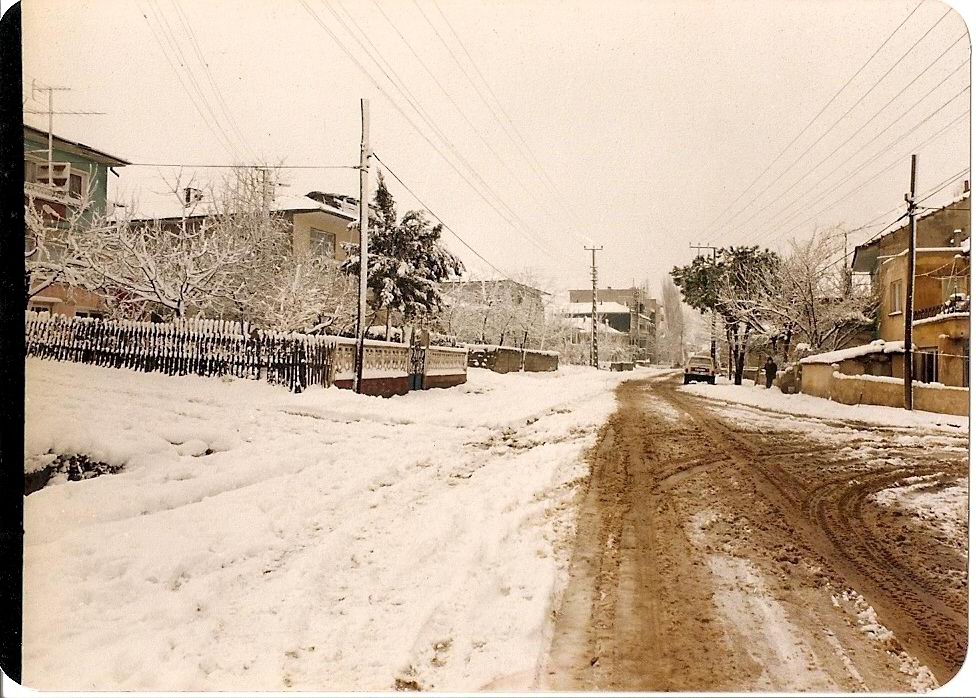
[
  {"x1": 24, "y1": 125, "x2": 129, "y2": 317},
  {"x1": 566, "y1": 286, "x2": 658, "y2": 359},
  {"x1": 439, "y1": 279, "x2": 548, "y2": 347},
  {"x1": 852, "y1": 191, "x2": 970, "y2": 388}
]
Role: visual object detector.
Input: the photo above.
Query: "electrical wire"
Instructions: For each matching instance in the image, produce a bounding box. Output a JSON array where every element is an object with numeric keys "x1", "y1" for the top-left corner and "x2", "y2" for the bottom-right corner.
[
  {"x1": 698, "y1": 0, "x2": 926, "y2": 242},
  {"x1": 373, "y1": 151, "x2": 515, "y2": 281},
  {"x1": 705, "y1": 3, "x2": 953, "y2": 245},
  {"x1": 309, "y1": 0, "x2": 559, "y2": 258},
  {"x1": 132, "y1": 0, "x2": 239, "y2": 160},
  {"x1": 298, "y1": 0, "x2": 575, "y2": 263},
  {"x1": 738, "y1": 44, "x2": 968, "y2": 246},
  {"x1": 754, "y1": 107, "x2": 969, "y2": 250},
  {"x1": 362, "y1": 0, "x2": 584, "y2": 242},
  {"x1": 429, "y1": 0, "x2": 593, "y2": 238},
  {"x1": 743, "y1": 84, "x2": 970, "y2": 247}
]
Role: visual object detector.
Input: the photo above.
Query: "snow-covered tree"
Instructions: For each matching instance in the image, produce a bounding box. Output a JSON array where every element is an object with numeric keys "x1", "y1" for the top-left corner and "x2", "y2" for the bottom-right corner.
[
  {"x1": 70, "y1": 172, "x2": 271, "y2": 319},
  {"x1": 672, "y1": 246, "x2": 780, "y2": 384},
  {"x1": 747, "y1": 228, "x2": 877, "y2": 357},
  {"x1": 24, "y1": 181, "x2": 110, "y2": 304},
  {"x1": 660, "y1": 277, "x2": 687, "y2": 366},
  {"x1": 341, "y1": 171, "x2": 465, "y2": 335}
]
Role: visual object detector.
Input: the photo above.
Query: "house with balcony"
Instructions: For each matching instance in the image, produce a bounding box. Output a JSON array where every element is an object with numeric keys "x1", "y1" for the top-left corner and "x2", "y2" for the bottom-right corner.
[
  {"x1": 24, "y1": 124, "x2": 129, "y2": 316},
  {"x1": 851, "y1": 190, "x2": 970, "y2": 388}
]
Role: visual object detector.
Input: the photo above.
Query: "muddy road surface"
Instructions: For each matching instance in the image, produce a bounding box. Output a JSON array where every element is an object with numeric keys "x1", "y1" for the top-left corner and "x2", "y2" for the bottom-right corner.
[{"x1": 543, "y1": 374, "x2": 968, "y2": 692}]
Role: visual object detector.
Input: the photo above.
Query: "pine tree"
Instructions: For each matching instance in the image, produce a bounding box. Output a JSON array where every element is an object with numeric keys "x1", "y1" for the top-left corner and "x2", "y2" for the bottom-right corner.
[{"x1": 342, "y1": 171, "x2": 465, "y2": 334}]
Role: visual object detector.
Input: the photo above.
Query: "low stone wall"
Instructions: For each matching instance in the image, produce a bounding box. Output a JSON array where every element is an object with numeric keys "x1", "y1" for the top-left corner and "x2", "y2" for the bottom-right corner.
[
  {"x1": 465, "y1": 344, "x2": 559, "y2": 373},
  {"x1": 332, "y1": 376, "x2": 411, "y2": 398},
  {"x1": 523, "y1": 350, "x2": 559, "y2": 372},
  {"x1": 800, "y1": 363, "x2": 969, "y2": 416}
]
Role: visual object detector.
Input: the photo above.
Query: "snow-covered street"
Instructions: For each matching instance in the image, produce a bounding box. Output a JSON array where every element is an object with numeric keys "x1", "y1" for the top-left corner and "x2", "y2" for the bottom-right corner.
[
  {"x1": 546, "y1": 373, "x2": 968, "y2": 692},
  {"x1": 23, "y1": 359, "x2": 660, "y2": 691}
]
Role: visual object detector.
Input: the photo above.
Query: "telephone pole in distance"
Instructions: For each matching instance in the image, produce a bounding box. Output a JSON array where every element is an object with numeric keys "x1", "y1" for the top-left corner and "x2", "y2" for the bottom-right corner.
[{"x1": 585, "y1": 246, "x2": 603, "y2": 368}]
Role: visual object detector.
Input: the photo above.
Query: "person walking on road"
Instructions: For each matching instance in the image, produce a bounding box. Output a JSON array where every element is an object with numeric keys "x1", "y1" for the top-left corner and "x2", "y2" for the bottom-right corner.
[{"x1": 764, "y1": 356, "x2": 778, "y2": 389}]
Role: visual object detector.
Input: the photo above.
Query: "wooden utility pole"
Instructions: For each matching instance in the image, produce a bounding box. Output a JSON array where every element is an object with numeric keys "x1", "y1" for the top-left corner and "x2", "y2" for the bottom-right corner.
[
  {"x1": 690, "y1": 243, "x2": 719, "y2": 367},
  {"x1": 585, "y1": 246, "x2": 603, "y2": 368},
  {"x1": 904, "y1": 154, "x2": 918, "y2": 410},
  {"x1": 354, "y1": 99, "x2": 371, "y2": 394}
]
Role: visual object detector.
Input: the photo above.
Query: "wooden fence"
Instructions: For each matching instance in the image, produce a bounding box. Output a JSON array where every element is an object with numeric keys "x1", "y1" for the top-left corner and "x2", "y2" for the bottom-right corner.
[{"x1": 25, "y1": 313, "x2": 466, "y2": 395}]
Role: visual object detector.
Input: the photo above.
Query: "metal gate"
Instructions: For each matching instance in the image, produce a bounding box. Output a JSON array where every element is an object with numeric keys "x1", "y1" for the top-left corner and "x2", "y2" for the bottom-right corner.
[{"x1": 409, "y1": 343, "x2": 426, "y2": 390}]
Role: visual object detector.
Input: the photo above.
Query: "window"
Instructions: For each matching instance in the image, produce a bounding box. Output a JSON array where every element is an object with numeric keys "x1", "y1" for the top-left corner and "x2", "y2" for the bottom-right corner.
[
  {"x1": 69, "y1": 172, "x2": 84, "y2": 198},
  {"x1": 889, "y1": 279, "x2": 903, "y2": 313},
  {"x1": 309, "y1": 228, "x2": 336, "y2": 258},
  {"x1": 914, "y1": 348, "x2": 939, "y2": 384}
]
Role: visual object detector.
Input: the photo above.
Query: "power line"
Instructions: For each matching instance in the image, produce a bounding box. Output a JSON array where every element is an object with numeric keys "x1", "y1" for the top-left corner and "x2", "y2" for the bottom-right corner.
[
  {"x1": 132, "y1": 0, "x2": 240, "y2": 160},
  {"x1": 818, "y1": 166, "x2": 971, "y2": 273},
  {"x1": 698, "y1": 0, "x2": 925, "y2": 242},
  {"x1": 148, "y1": 0, "x2": 252, "y2": 161},
  {"x1": 429, "y1": 0, "x2": 592, "y2": 238},
  {"x1": 705, "y1": 3, "x2": 953, "y2": 244},
  {"x1": 310, "y1": 0, "x2": 558, "y2": 257},
  {"x1": 737, "y1": 41, "x2": 968, "y2": 246},
  {"x1": 123, "y1": 162, "x2": 360, "y2": 169},
  {"x1": 362, "y1": 0, "x2": 578, "y2": 241},
  {"x1": 169, "y1": 0, "x2": 259, "y2": 162},
  {"x1": 754, "y1": 107, "x2": 968, "y2": 249},
  {"x1": 145, "y1": 0, "x2": 244, "y2": 161},
  {"x1": 743, "y1": 81, "x2": 970, "y2": 247},
  {"x1": 298, "y1": 0, "x2": 573, "y2": 263},
  {"x1": 373, "y1": 151, "x2": 514, "y2": 280}
]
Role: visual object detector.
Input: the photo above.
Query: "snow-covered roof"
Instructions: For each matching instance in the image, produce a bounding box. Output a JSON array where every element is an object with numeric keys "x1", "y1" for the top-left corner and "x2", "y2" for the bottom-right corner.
[
  {"x1": 561, "y1": 301, "x2": 633, "y2": 316},
  {"x1": 799, "y1": 340, "x2": 906, "y2": 365},
  {"x1": 564, "y1": 317, "x2": 625, "y2": 335},
  {"x1": 124, "y1": 192, "x2": 356, "y2": 222}
]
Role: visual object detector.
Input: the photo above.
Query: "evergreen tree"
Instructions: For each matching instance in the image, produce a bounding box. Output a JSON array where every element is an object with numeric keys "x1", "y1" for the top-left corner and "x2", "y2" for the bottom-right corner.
[{"x1": 342, "y1": 171, "x2": 465, "y2": 333}]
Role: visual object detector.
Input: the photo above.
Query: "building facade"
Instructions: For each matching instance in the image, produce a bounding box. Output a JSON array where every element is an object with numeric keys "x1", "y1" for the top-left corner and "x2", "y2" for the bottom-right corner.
[
  {"x1": 852, "y1": 192, "x2": 970, "y2": 387},
  {"x1": 24, "y1": 125, "x2": 129, "y2": 317},
  {"x1": 566, "y1": 286, "x2": 657, "y2": 360}
]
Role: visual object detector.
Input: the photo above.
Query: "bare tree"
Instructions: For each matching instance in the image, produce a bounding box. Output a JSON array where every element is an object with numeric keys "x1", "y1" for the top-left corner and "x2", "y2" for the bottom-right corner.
[
  {"x1": 724, "y1": 228, "x2": 878, "y2": 358},
  {"x1": 24, "y1": 182, "x2": 110, "y2": 304}
]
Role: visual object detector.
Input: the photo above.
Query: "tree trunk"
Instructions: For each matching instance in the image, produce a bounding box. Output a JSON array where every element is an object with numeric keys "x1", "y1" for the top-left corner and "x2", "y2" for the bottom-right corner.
[{"x1": 734, "y1": 350, "x2": 746, "y2": 385}]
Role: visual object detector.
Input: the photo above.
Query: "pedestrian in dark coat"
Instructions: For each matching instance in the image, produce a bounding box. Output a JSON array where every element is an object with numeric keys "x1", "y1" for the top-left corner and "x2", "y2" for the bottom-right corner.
[{"x1": 764, "y1": 356, "x2": 778, "y2": 389}]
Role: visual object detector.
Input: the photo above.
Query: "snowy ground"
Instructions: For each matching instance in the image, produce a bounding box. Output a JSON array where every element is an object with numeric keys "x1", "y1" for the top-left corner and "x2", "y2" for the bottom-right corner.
[
  {"x1": 22, "y1": 359, "x2": 664, "y2": 691},
  {"x1": 680, "y1": 378, "x2": 968, "y2": 429},
  {"x1": 679, "y1": 378, "x2": 969, "y2": 556}
]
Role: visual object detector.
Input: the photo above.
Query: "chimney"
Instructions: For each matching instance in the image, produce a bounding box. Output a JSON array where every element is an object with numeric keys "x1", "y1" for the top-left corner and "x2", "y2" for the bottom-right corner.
[{"x1": 964, "y1": 180, "x2": 970, "y2": 193}]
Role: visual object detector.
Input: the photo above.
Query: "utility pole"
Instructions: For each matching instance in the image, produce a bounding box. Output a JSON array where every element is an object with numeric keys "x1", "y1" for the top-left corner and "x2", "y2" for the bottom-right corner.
[
  {"x1": 690, "y1": 243, "x2": 719, "y2": 367},
  {"x1": 633, "y1": 285, "x2": 641, "y2": 360},
  {"x1": 842, "y1": 229, "x2": 852, "y2": 295},
  {"x1": 585, "y1": 246, "x2": 603, "y2": 368},
  {"x1": 30, "y1": 82, "x2": 72, "y2": 185},
  {"x1": 904, "y1": 154, "x2": 918, "y2": 410},
  {"x1": 354, "y1": 99, "x2": 371, "y2": 394}
]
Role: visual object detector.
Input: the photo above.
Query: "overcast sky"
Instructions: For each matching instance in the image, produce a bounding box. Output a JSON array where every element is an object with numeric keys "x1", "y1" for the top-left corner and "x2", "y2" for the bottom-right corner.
[{"x1": 20, "y1": 0, "x2": 971, "y2": 296}]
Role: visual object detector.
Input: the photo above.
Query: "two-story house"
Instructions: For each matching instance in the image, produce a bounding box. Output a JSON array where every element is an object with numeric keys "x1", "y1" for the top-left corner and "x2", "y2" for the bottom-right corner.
[
  {"x1": 24, "y1": 124, "x2": 129, "y2": 316},
  {"x1": 851, "y1": 191, "x2": 970, "y2": 387},
  {"x1": 131, "y1": 190, "x2": 361, "y2": 263}
]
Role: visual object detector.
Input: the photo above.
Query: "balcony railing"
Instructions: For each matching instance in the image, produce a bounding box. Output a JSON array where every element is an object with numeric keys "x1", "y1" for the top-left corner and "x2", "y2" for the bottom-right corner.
[{"x1": 913, "y1": 296, "x2": 970, "y2": 321}]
